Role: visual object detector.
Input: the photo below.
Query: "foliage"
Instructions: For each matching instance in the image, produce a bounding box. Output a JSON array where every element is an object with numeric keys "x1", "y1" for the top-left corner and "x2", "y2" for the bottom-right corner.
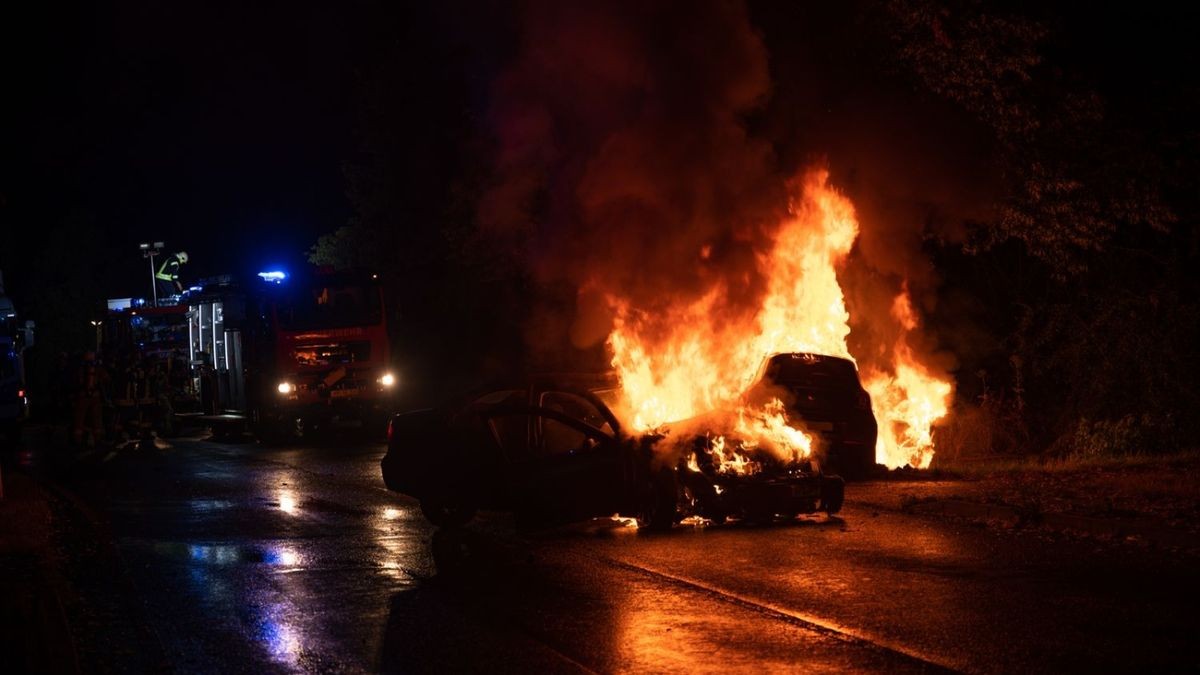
[
  {"x1": 891, "y1": 0, "x2": 1200, "y2": 456},
  {"x1": 307, "y1": 225, "x2": 374, "y2": 271},
  {"x1": 887, "y1": 0, "x2": 1175, "y2": 276},
  {"x1": 934, "y1": 390, "x2": 1029, "y2": 463},
  {"x1": 1054, "y1": 415, "x2": 1176, "y2": 460}
]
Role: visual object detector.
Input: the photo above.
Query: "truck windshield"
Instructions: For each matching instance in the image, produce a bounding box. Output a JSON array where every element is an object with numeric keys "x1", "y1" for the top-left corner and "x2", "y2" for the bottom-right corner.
[{"x1": 276, "y1": 284, "x2": 382, "y2": 331}]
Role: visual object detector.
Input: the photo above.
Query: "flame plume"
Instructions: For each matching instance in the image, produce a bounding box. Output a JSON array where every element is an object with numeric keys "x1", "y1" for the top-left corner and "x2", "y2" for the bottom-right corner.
[{"x1": 607, "y1": 169, "x2": 952, "y2": 470}]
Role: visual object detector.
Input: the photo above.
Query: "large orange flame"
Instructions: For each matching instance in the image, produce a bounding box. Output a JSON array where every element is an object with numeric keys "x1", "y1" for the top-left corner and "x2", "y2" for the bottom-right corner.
[{"x1": 607, "y1": 169, "x2": 952, "y2": 470}]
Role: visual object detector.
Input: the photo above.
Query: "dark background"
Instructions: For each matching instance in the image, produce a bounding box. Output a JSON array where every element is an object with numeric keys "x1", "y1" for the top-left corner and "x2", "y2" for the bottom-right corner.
[{"x1": 2, "y1": 1, "x2": 1198, "y2": 459}]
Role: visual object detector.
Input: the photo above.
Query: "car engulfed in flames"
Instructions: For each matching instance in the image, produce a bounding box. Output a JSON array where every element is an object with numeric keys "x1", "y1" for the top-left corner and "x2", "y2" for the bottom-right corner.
[
  {"x1": 675, "y1": 432, "x2": 844, "y2": 525},
  {"x1": 383, "y1": 171, "x2": 954, "y2": 529},
  {"x1": 602, "y1": 170, "x2": 951, "y2": 474},
  {"x1": 380, "y1": 378, "x2": 843, "y2": 531}
]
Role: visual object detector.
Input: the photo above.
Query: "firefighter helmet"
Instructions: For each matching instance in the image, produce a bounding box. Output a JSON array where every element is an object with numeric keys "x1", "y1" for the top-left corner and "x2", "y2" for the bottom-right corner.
[{"x1": 176, "y1": 251, "x2": 189, "y2": 264}]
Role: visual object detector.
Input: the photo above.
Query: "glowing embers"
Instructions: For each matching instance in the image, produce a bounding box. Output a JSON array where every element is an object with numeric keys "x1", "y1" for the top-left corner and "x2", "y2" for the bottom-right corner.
[{"x1": 610, "y1": 514, "x2": 640, "y2": 529}]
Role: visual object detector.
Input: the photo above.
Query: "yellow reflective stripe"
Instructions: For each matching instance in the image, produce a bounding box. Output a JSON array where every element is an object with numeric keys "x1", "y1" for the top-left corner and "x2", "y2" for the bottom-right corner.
[{"x1": 156, "y1": 257, "x2": 180, "y2": 281}]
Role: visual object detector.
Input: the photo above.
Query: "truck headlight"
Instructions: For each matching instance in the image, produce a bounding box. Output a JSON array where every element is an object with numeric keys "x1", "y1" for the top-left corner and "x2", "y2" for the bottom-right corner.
[
  {"x1": 379, "y1": 372, "x2": 396, "y2": 387},
  {"x1": 277, "y1": 382, "x2": 295, "y2": 394}
]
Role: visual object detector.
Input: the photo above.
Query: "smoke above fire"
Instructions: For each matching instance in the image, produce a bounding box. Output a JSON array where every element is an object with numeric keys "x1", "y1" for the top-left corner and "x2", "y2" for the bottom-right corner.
[{"x1": 478, "y1": 0, "x2": 954, "y2": 469}]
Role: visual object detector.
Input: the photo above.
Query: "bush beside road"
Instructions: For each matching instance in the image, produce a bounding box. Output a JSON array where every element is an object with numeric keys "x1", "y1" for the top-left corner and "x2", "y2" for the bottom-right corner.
[{"x1": 858, "y1": 453, "x2": 1200, "y2": 552}]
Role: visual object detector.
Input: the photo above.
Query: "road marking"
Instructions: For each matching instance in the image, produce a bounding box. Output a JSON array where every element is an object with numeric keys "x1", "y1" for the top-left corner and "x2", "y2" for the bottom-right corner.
[{"x1": 594, "y1": 555, "x2": 961, "y2": 673}]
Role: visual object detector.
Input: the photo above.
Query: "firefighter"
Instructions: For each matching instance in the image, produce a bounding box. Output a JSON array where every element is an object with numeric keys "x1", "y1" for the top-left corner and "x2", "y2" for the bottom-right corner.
[
  {"x1": 155, "y1": 251, "x2": 189, "y2": 299},
  {"x1": 71, "y1": 351, "x2": 110, "y2": 447}
]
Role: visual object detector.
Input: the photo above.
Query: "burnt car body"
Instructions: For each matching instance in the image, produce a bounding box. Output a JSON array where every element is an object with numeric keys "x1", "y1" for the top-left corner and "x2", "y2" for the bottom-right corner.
[
  {"x1": 746, "y1": 353, "x2": 879, "y2": 479},
  {"x1": 382, "y1": 382, "x2": 674, "y2": 529},
  {"x1": 381, "y1": 378, "x2": 843, "y2": 529},
  {"x1": 677, "y1": 438, "x2": 844, "y2": 525}
]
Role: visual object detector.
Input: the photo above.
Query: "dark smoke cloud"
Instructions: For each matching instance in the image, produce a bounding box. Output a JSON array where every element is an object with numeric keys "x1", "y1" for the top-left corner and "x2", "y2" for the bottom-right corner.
[
  {"x1": 478, "y1": 0, "x2": 998, "y2": 374},
  {"x1": 478, "y1": 0, "x2": 786, "y2": 356}
]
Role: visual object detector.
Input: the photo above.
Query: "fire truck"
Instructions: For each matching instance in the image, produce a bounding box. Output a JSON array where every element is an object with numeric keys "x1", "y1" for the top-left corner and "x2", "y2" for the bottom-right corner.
[
  {"x1": 1, "y1": 272, "x2": 33, "y2": 444},
  {"x1": 106, "y1": 267, "x2": 397, "y2": 442},
  {"x1": 184, "y1": 267, "x2": 397, "y2": 441}
]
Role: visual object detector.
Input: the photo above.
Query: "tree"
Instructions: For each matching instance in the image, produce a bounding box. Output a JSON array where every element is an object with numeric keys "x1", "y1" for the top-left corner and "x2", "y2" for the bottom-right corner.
[{"x1": 888, "y1": 0, "x2": 1200, "y2": 455}]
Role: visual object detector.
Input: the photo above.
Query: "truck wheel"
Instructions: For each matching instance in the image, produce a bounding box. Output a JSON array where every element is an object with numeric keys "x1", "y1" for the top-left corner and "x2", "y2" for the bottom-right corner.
[
  {"x1": 253, "y1": 418, "x2": 290, "y2": 446},
  {"x1": 252, "y1": 408, "x2": 301, "y2": 446},
  {"x1": 420, "y1": 495, "x2": 476, "y2": 528}
]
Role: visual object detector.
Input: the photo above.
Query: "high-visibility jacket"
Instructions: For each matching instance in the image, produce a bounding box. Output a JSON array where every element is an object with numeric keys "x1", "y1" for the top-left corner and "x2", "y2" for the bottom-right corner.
[{"x1": 156, "y1": 254, "x2": 184, "y2": 283}]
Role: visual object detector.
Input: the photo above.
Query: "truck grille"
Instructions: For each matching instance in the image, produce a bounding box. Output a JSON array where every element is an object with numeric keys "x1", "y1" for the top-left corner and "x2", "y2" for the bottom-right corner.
[{"x1": 292, "y1": 341, "x2": 371, "y2": 368}]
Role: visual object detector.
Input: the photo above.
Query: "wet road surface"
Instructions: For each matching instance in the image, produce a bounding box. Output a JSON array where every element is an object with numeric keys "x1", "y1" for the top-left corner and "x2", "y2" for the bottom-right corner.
[{"x1": 50, "y1": 435, "x2": 1200, "y2": 673}]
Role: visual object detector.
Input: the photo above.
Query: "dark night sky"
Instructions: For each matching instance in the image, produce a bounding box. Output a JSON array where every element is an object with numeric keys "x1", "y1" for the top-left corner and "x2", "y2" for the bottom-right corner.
[
  {"x1": 1, "y1": 1, "x2": 390, "y2": 305},
  {"x1": 2, "y1": 1, "x2": 1195, "y2": 316}
]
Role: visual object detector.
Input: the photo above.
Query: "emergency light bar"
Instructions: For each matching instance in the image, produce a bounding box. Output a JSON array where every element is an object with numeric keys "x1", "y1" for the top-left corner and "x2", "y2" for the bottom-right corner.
[{"x1": 257, "y1": 271, "x2": 287, "y2": 283}]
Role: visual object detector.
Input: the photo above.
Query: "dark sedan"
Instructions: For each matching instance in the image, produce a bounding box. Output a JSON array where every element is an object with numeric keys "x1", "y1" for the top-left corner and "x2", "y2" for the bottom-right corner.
[{"x1": 382, "y1": 382, "x2": 678, "y2": 529}]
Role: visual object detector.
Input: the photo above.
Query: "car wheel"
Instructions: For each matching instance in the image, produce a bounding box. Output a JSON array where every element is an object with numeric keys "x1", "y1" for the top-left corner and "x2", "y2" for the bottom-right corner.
[
  {"x1": 687, "y1": 479, "x2": 726, "y2": 524},
  {"x1": 420, "y1": 495, "x2": 477, "y2": 528},
  {"x1": 741, "y1": 504, "x2": 774, "y2": 525},
  {"x1": 820, "y1": 476, "x2": 845, "y2": 515},
  {"x1": 430, "y1": 528, "x2": 476, "y2": 577},
  {"x1": 637, "y1": 468, "x2": 679, "y2": 531}
]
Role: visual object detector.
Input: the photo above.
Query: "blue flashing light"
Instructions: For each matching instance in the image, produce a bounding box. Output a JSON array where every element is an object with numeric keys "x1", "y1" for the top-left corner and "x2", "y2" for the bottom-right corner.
[{"x1": 257, "y1": 270, "x2": 288, "y2": 283}]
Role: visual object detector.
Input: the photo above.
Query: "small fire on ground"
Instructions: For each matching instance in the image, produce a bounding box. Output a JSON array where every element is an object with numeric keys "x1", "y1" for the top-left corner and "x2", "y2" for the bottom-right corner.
[{"x1": 606, "y1": 169, "x2": 952, "y2": 472}]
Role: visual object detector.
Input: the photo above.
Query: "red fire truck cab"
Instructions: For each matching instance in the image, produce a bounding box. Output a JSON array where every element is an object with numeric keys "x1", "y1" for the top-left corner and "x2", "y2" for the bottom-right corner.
[{"x1": 186, "y1": 268, "x2": 397, "y2": 441}]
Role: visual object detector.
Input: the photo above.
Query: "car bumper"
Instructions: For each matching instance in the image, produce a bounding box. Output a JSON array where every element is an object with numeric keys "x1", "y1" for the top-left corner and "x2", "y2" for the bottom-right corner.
[{"x1": 695, "y1": 472, "x2": 843, "y2": 517}]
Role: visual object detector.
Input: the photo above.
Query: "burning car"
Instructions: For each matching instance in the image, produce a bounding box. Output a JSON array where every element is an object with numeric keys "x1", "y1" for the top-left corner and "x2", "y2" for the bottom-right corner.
[
  {"x1": 675, "y1": 434, "x2": 844, "y2": 524},
  {"x1": 380, "y1": 379, "x2": 843, "y2": 529},
  {"x1": 744, "y1": 353, "x2": 879, "y2": 479}
]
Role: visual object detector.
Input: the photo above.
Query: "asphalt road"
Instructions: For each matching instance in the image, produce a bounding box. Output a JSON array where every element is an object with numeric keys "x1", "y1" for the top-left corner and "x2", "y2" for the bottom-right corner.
[{"x1": 40, "y1": 434, "x2": 1200, "y2": 673}]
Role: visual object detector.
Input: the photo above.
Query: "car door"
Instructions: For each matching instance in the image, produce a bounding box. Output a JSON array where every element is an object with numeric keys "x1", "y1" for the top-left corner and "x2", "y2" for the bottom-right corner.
[
  {"x1": 454, "y1": 389, "x2": 530, "y2": 508},
  {"x1": 507, "y1": 390, "x2": 629, "y2": 527}
]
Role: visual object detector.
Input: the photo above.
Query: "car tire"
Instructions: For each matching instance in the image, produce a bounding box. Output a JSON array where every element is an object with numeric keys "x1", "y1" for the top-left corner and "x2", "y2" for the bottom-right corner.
[
  {"x1": 686, "y1": 478, "x2": 726, "y2": 524},
  {"x1": 430, "y1": 527, "x2": 479, "y2": 578},
  {"x1": 820, "y1": 476, "x2": 845, "y2": 515},
  {"x1": 420, "y1": 495, "x2": 477, "y2": 529},
  {"x1": 637, "y1": 468, "x2": 679, "y2": 531}
]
